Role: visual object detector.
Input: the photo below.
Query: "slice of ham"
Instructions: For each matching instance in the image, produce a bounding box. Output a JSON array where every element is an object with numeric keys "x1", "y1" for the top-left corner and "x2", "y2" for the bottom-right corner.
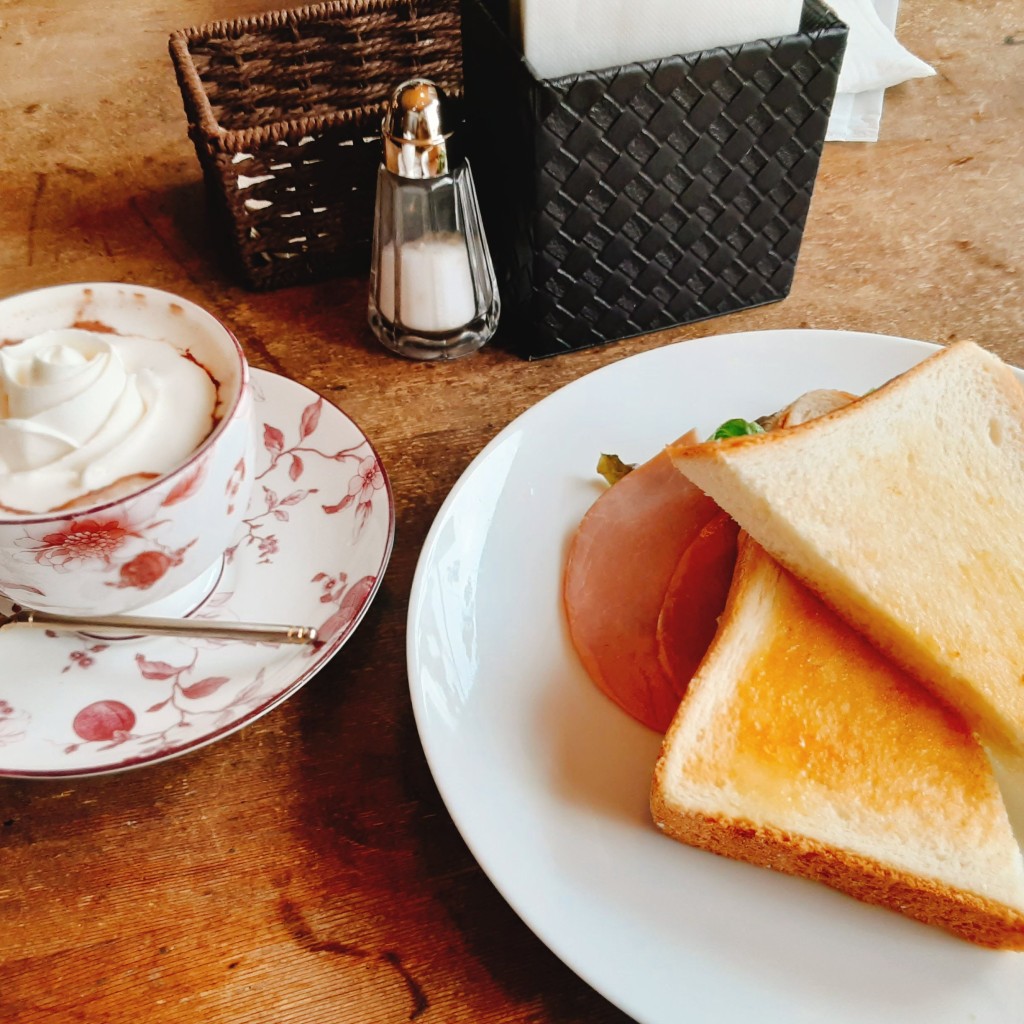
[
  {"x1": 656, "y1": 511, "x2": 740, "y2": 696},
  {"x1": 564, "y1": 391, "x2": 859, "y2": 735},
  {"x1": 563, "y1": 432, "x2": 720, "y2": 732}
]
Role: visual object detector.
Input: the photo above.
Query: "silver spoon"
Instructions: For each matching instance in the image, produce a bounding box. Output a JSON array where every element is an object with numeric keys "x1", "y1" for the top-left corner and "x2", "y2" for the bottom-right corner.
[{"x1": 0, "y1": 606, "x2": 318, "y2": 645}]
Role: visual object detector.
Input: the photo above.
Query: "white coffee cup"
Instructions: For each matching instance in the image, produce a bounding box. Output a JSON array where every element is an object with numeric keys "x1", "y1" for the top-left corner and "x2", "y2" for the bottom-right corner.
[{"x1": 0, "y1": 282, "x2": 253, "y2": 617}]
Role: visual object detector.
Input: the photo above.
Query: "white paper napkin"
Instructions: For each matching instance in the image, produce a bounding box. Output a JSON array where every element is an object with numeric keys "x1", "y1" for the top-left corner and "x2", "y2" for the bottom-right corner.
[
  {"x1": 509, "y1": 0, "x2": 933, "y2": 143},
  {"x1": 511, "y1": 0, "x2": 804, "y2": 81},
  {"x1": 826, "y1": 0, "x2": 935, "y2": 142}
]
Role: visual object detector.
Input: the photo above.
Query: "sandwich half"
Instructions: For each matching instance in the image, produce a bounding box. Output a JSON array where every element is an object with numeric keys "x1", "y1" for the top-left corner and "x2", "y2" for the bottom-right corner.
[
  {"x1": 668, "y1": 340, "x2": 1024, "y2": 757},
  {"x1": 651, "y1": 534, "x2": 1024, "y2": 949}
]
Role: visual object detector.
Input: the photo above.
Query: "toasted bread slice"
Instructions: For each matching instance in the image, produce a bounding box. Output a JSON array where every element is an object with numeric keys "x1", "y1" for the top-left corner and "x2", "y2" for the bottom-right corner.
[
  {"x1": 669, "y1": 340, "x2": 1024, "y2": 756},
  {"x1": 651, "y1": 535, "x2": 1024, "y2": 949}
]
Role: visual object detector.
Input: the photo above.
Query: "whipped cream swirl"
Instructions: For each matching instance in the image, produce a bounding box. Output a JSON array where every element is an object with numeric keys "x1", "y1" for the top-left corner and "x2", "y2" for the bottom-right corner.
[{"x1": 0, "y1": 328, "x2": 216, "y2": 514}]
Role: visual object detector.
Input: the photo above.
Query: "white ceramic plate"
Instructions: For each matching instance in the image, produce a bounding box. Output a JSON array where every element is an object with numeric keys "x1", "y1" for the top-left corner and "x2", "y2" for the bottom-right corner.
[
  {"x1": 408, "y1": 330, "x2": 1024, "y2": 1024},
  {"x1": 0, "y1": 369, "x2": 394, "y2": 777}
]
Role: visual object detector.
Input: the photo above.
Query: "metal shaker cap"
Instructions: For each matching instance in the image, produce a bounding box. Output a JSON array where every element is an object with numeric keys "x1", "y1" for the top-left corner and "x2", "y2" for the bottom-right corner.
[{"x1": 382, "y1": 78, "x2": 455, "y2": 179}]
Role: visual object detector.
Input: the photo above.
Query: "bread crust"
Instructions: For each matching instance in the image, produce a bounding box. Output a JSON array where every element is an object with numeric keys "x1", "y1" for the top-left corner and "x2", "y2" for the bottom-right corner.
[{"x1": 649, "y1": 796, "x2": 1024, "y2": 950}]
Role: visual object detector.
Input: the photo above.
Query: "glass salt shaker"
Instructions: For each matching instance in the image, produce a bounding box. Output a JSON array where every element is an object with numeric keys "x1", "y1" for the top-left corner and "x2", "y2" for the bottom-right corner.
[{"x1": 368, "y1": 78, "x2": 499, "y2": 361}]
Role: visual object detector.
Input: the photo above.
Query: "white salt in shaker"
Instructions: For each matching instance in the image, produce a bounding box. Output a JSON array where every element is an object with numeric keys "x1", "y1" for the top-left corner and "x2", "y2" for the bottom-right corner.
[{"x1": 368, "y1": 79, "x2": 499, "y2": 360}]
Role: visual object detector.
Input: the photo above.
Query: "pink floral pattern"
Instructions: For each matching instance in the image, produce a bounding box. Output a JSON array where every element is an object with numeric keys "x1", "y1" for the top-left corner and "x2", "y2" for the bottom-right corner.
[
  {"x1": 109, "y1": 543, "x2": 194, "y2": 590},
  {"x1": 6, "y1": 443, "x2": 247, "y2": 608},
  {"x1": 15, "y1": 513, "x2": 206, "y2": 594},
  {"x1": 313, "y1": 572, "x2": 381, "y2": 647},
  {"x1": 0, "y1": 369, "x2": 394, "y2": 777},
  {"x1": 23, "y1": 519, "x2": 139, "y2": 569},
  {"x1": 225, "y1": 457, "x2": 247, "y2": 516},
  {"x1": 60, "y1": 639, "x2": 110, "y2": 674},
  {"x1": 227, "y1": 395, "x2": 385, "y2": 566},
  {"x1": 323, "y1": 455, "x2": 387, "y2": 527},
  {"x1": 161, "y1": 461, "x2": 207, "y2": 507},
  {"x1": 72, "y1": 701, "x2": 135, "y2": 745}
]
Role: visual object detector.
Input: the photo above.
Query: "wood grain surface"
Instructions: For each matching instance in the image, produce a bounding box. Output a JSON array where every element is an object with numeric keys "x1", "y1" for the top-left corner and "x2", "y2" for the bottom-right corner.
[{"x1": 0, "y1": 1, "x2": 1022, "y2": 1021}]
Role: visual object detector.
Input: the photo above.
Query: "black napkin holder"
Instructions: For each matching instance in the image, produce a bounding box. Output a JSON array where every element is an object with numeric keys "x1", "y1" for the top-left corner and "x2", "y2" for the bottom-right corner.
[{"x1": 460, "y1": 0, "x2": 848, "y2": 358}]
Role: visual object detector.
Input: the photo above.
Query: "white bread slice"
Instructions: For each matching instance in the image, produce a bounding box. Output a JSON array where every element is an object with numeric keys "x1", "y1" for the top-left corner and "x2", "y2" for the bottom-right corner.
[
  {"x1": 669, "y1": 340, "x2": 1024, "y2": 757},
  {"x1": 651, "y1": 535, "x2": 1024, "y2": 949}
]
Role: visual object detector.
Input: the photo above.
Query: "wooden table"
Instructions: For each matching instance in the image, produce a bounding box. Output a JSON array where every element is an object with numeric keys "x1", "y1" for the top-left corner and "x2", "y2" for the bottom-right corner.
[{"x1": 1, "y1": 2, "x2": 1021, "y2": 1021}]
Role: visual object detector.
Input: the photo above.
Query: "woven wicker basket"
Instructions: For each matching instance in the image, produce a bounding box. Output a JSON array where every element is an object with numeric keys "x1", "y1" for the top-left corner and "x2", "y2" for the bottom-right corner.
[{"x1": 169, "y1": 0, "x2": 463, "y2": 290}]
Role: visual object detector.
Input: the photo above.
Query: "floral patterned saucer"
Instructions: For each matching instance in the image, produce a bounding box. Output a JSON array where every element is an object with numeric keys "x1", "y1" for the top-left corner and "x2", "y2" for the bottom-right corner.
[{"x1": 0, "y1": 369, "x2": 395, "y2": 777}]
